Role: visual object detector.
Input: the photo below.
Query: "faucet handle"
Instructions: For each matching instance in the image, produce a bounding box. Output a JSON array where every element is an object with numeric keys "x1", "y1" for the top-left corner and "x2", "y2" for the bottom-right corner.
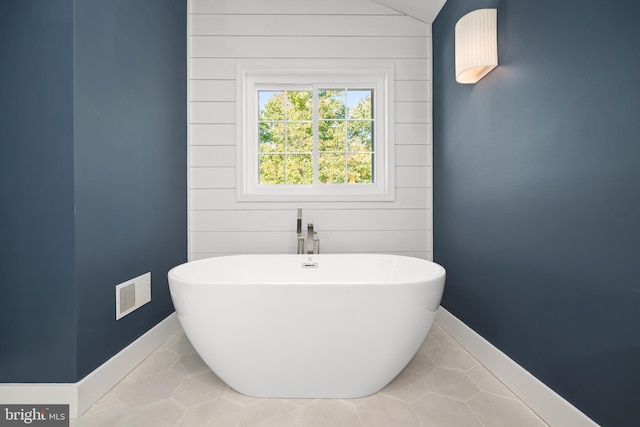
[{"x1": 306, "y1": 221, "x2": 315, "y2": 254}]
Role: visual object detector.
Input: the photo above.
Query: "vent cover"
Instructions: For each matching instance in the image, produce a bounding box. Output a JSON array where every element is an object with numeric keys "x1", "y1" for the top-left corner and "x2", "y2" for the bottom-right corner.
[
  {"x1": 115, "y1": 272, "x2": 152, "y2": 320},
  {"x1": 119, "y1": 283, "x2": 136, "y2": 314}
]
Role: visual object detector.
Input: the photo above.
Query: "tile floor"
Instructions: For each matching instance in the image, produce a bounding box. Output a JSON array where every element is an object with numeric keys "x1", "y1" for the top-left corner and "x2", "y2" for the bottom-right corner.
[{"x1": 72, "y1": 323, "x2": 548, "y2": 426}]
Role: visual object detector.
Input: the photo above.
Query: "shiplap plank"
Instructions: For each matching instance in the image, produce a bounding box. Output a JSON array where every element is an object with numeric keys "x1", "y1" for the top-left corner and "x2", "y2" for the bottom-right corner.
[
  {"x1": 397, "y1": 166, "x2": 431, "y2": 188},
  {"x1": 190, "y1": 231, "x2": 293, "y2": 253},
  {"x1": 190, "y1": 167, "x2": 235, "y2": 189},
  {"x1": 396, "y1": 59, "x2": 431, "y2": 80},
  {"x1": 396, "y1": 123, "x2": 431, "y2": 145},
  {"x1": 190, "y1": 209, "x2": 430, "y2": 232},
  {"x1": 190, "y1": 253, "x2": 219, "y2": 260},
  {"x1": 191, "y1": 210, "x2": 294, "y2": 232},
  {"x1": 190, "y1": 36, "x2": 428, "y2": 59},
  {"x1": 323, "y1": 230, "x2": 429, "y2": 253},
  {"x1": 191, "y1": 80, "x2": 235, "y2": 102},
  {"x1": 190, "y1": 0, "x2": 401, "y2": 15},
  {"x1": 190, "y1": 58, "x2": 237, "y2": 79},
  {"x1": 190, "y1": 230, "x2": 428, "y2": 254},
  {"x1": 190, "y1": 102, "x2": 236, "y2": 124},
  {"x1": 190, "y1": 146, "x2": 236, "y2": 167},
  {"x1": 396, "y1": 145, "x2": 430, "y2": 167},
  {"x1": 190, "y1": 251, "x2": 432, "y2": 261},
  {"x1": 190, "y1": 15, "x2": 429, "y2": 37},
  {"x1": 301, "y1": 209, "x2": 429, "y2": 231},
  {"x1": 190, "y1": 188, "x2": 427, "y2": 211},
  {"x1": 396, "y1": 102, "x2": 431, "y2": 124},
  {"x1": 396, "y1": 81, "x2": 430, "y2": 102},
  {"x1": 190, "y1": 58, "x2": 431, "y2": 81},
  {"x1": 190, "y1": 124, "x2": 236, "y2": 146}
]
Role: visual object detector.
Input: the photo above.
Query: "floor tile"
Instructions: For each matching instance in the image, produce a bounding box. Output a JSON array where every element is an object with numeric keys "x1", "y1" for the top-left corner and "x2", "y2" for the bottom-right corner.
[
  {"x1": 237, "y1": 400, "x2": 302, "y2": 427},
  {"x1": 356, "y1": 395, "x2": 421, "y2": 427},
  {"x1": 170, "y1": 352, "x2": 210, "y2": 378},
  {"x1": 429, "y1": 323, "x2": 463, "y2": 347},
  {"x1": 467, "y1": 392, "x2": 548, "y2": 427},
  {"x1": 74, "y1": 323, "x2": 549, "y2": 427},
  {"x1": 118, "y1": 399, "x2": 185, "y2": 427},
  {"x1": 169, "y1": 335, "x2": 197, "y2": 355},
  {"x1": 425, "y1": 343, "x2": 479, "y2": 371},
  {"x1": 171, "y1": 372, "x2": 227, "y2": 408},
  {"x1": 299, "y1": 399, "x2": 360, "y2": 427},
  {"x1": 129, "y1": 350, "x2": 180, "y2": 380},
  {"x1": 380, "y1": 370, "x2": 430, "y2": 403},
  {"x1": 222, "y1": 388, "x2": 263, "y2": 408},
  {"x1": 404, "y1": 350, "x2": 435, "y2": 374},
  {"x1": 423, "y1": 366, "x2": 481, "y2": 401},
  {"x1": 179, "y1": 398, "x2": 244, "y2": 427},
  {"x1": 413, "y1": 393, "x2": 484, "y2": 427},
  {"x1": 466, "y1": 364, "x2": 518, "y2": 399},
  {"x1": 118, "y1": 371, "x2": 183, "y2": 408},
  {"x1": 71, "y1": 400, "x2": 130, "y2": 427}
]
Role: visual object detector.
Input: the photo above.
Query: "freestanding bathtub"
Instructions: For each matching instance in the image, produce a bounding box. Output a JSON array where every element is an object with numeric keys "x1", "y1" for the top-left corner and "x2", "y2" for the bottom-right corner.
[{"x1": 168, "y1": 254, "x2": 445, "y2": 398}]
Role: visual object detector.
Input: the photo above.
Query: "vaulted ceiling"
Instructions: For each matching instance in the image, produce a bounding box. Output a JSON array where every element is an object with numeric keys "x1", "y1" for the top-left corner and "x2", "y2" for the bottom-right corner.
[{"x1": 371, "y1": 0, "x2": 447, "y2": 23}]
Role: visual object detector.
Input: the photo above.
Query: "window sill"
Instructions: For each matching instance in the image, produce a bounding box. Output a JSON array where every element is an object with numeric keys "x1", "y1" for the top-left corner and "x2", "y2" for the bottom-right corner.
[{"x1": 236, "y1": 184, "x2": 395, "y2": 202}]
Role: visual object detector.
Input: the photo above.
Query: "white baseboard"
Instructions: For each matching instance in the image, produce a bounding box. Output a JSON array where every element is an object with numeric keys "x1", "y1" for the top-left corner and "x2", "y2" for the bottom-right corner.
[
  {"x1": 0, "y1": 312, "x2": 179, "y2": 418},
  {"x1": 435, "y1": 307, "x2": 599, "y2": 427}
]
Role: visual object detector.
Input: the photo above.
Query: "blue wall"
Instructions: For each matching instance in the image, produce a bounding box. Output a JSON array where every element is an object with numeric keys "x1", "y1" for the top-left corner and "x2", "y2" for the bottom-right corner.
[
  {"x1": 433, "y1": 1, "x2": 640, "y2": 426},
  {"x1": 74, "y1": 0, "x2": 187, "y2": 380},
  {"x1": 0, "y1": 0, "x2": 77, "y2": 383},
  {"x1": 0, "y1": 0, "x2": 186, "y2": 383}
]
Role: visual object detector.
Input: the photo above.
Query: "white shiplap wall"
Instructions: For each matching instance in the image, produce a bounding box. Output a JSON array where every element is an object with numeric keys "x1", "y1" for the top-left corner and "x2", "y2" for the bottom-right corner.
[{"x1": 188, "y1": 0, "x2": 433, "y2": 260}]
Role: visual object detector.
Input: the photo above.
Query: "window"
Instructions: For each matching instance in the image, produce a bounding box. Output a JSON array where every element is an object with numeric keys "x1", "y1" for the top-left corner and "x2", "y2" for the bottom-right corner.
[
  {"x1": 258, "y1": 88, "x2": 374, "y2": 185},
  {"x1": 237, "y1": 63, "x2": 394, "y2": 201}
]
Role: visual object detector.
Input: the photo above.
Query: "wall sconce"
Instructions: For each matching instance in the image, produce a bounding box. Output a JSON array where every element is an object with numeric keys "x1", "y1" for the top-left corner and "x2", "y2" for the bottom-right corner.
[{"x1": 455, "y1": 9, "x2": 498, "y2": 84}]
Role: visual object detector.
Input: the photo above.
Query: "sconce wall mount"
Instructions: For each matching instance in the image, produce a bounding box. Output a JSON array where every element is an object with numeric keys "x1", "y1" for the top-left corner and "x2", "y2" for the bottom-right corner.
[{"x1": 455, "y1": 8, "x2": 498, "y2": 84}]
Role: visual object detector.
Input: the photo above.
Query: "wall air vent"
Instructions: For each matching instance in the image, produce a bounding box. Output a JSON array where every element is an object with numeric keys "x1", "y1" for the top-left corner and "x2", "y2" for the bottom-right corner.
[
  {"x1": 119, "y1": 283, "x2": 136, "y2": 314},
  {"x1": 115, "y1": 272, "x2": 151, "y2": 320}
]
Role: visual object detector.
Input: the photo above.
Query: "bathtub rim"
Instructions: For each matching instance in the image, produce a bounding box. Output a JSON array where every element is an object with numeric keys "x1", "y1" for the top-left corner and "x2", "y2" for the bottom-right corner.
[{"x1": 168, "y1": 253, "x2": 446, "y2": 286}]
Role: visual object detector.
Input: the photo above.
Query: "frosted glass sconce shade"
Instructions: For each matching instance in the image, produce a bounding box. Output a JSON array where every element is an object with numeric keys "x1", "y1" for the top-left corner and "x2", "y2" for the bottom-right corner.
[{"x1": 455, "y1": 9, "x2": 498, "y2": 84}]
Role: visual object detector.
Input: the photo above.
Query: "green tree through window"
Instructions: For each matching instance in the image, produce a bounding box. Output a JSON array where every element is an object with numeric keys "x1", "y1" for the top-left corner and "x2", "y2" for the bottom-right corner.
[{"x1": 258, "y1": 88, "x2": 374, "y2": 185}]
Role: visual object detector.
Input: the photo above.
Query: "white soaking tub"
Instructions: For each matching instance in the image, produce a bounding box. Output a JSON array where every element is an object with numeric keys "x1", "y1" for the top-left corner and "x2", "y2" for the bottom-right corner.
[{"x1": 168, "y1": 254, "x2": 445, "y2": 398}]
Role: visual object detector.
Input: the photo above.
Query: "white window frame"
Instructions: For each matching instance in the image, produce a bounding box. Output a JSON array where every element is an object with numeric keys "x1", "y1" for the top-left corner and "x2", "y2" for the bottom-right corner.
[{"x1": 237, "y1": 61, "x2": 395, "y2": 202}]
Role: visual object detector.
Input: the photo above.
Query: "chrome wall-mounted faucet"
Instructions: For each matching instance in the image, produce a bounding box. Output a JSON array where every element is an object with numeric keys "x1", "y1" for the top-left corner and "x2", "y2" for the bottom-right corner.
[
  {"x1": 296, "y1": 208, "x2": 320, "y2": 254},
  {"x1": 306, "y1": 221, "x2": 317, "y2": 254}
]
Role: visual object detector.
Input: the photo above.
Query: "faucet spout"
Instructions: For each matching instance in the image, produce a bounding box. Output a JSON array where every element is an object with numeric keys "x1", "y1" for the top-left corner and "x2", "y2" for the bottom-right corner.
[
  {"x1": 295, "y1": 209, "x2": 319, "y2": 254},
  {"x1": 306, "y1": 221, "x2": 315, "y2": 254}
]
